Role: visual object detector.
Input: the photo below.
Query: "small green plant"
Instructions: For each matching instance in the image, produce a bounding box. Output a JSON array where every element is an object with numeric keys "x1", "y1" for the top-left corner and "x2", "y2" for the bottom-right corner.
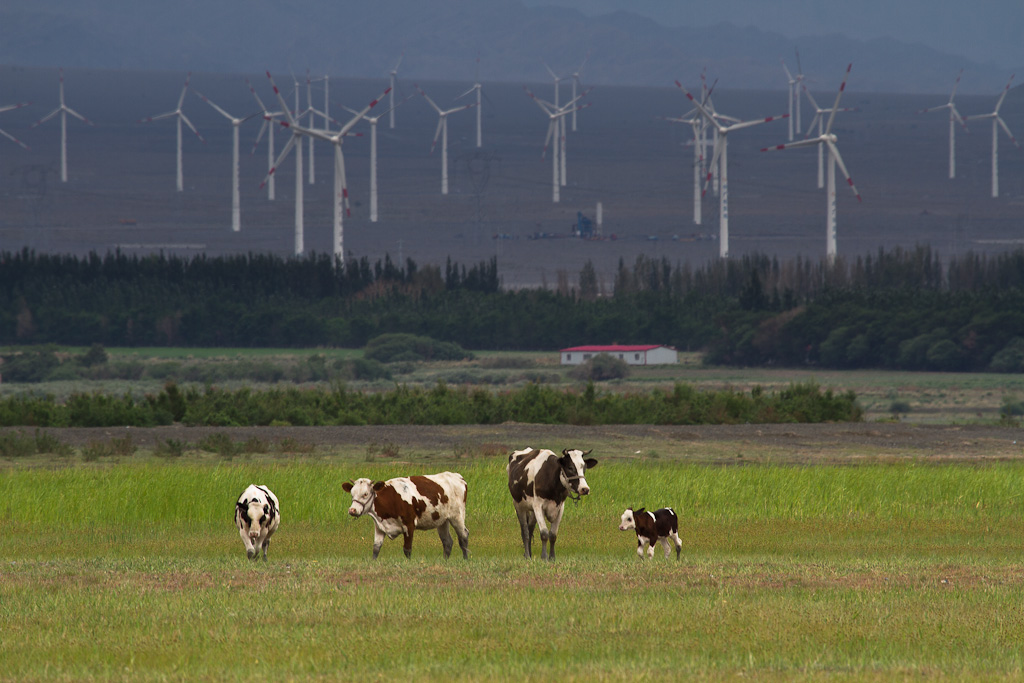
[
  {"x1": 365, "y1": 441, "x2": 401, "y2": 460},
  {"x1": 197, "y1": 432, "x2": 240, "y2": 459},
  {"x1": 240, "y1": 437, "x2": 270, "y2": 454},
  {"x1": 33, "y1": 429, "x2": 73, "y2": 456},
  {"x1": 0, "y1": 431, "x2": 37, "y2": 458},
  {"x1": 276, "y1": 438, "x2": 315, "y2": 454},
  {"x1": 154, "y1": 438, "x2": 188, "y2": 459},
  {"x1": 81, "y1": 440, "x2": 113, "y2": 462},
  {"x1": 108, "y1": 435, "x2": 136, "y2": 457},
  {"x1": 889, "y1": 400, "x2": 911, "y2": 416}
]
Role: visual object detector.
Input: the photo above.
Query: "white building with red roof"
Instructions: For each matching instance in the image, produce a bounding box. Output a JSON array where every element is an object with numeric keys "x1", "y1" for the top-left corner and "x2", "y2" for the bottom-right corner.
[{"x1": 559, "y1": 345, "x2": 678, "y2": 366}]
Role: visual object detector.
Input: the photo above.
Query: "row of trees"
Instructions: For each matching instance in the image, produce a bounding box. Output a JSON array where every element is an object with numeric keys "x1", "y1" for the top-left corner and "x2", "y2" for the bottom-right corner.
[{"x1": 3, "y1": 246, "x2": 1024, "y2": 371}]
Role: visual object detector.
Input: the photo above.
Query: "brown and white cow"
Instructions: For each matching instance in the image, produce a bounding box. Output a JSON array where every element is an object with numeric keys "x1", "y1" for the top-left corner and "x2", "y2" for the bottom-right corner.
[
  {"x1": 342, "y1": 472, "x2": 469, "y2": 560},
  {"x1": 507, "y1": 447, "x2": 597, "y2": 561},
  {"x1": 619, "y1": 507, "x2": 682, "y2": 560},
  {"x1": 235, "y1": 484, "x2": 280, "y2": 561}
]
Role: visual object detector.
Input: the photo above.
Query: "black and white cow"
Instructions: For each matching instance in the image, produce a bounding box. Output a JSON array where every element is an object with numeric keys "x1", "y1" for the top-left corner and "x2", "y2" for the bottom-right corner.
[
  {"x1": 507, "y1": 447, "x2": 597, "y2": 561},
  {"x1": 235, "y1": 484, "x2": 280, "y2": 561},
  {"x1": 618, "y1": 507, "x2": 682, "y2": 560},
  {"x1": 342, "y1": 472, "x2": 469, "y2": 560}
]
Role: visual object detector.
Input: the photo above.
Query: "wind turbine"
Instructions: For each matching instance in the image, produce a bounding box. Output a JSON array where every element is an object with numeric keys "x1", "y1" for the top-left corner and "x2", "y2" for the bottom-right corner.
[
  {"x1": 763, "y1": 64, "x2": 862, "y2": 263},
  {"x1": 0, "y1": 101, "x2": 32, "y2": 152},
  {"x1": 247, "y1": 78, "x2": 282, "y2": 200},
  {"x1": 416, "y1": 84, "x2": 476, "y2": 195},
  {"x1": 524, "y1": 86, "x2": 591, "y2": 203},
  {"x1": 389, "y1": 54, "x2": 403, "y2": 129},
  {"x1": 456, "y1": 55, "x2": 483, "y2": 148},
  {"x1": 261, "y1": 71, "x2": 307, "y2": 255},
  {"x1": 568, "y1": 52, "x2": 590, "y2": 132},
  {"x1": 675, "y1": 79, "x2": 789, "y2": 258},
  {"x1": 272, "y1": 85, "x2": 391, "y2": 258},
  {"x1": 193, "y1": 86, "x2": 259, "y2": 233},
  {"x1": 965, "y1": 74, "x2": 1019, "y2": 198},
  {"x1": 31, "y1": 68, "x2": 93, "y2": 183},
  {"x1": 781, "y1": 51, "x2": 805, "y2": 141},
  {"x1": 802, "y1": 84, "x2": 857, "y2": 188},
  {"x1": 343, "y1": 96, "x2": 408, "y2": 223},
  {"x1": 140, "y1": 73, "x2": 204, "y2": 192},
  {"x1": 917, "y1": 69, "x2": 969, "y2": 180},
  {"x1": 662, "y1": 81, "x2": 718, "y2": 226}
]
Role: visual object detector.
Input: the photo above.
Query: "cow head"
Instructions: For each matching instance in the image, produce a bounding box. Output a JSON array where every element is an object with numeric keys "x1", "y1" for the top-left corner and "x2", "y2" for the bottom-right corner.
[
  {"x1": 342, "y1": 478, "x2": 384, "y2": 517},
  {"x1": 619, "y1": 507, "x2": 642, "y2": 531},
  {"x1": 559, "y1": 448, "x2": 597, "y2": 496},
  {"x1": 237, "y1": 494, "x2": 275, "y2": 543}
]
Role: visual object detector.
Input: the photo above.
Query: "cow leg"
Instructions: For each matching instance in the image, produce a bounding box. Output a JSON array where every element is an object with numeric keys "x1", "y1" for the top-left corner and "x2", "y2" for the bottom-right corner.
[
  {"x1": 670, "y1": 531, "x2": 683, "y2": 560},
  {"x1": 545, "y1": 503, "x2": 565, "y2": 562},
  {"x1": 636, "y1": 537, "x2": 646, "y2": 559},
  {"x1": 372, "y1": 526, "x2": 386, "y2": 560},
  {"x1": 660, "y1": 537, "x2": 672, "y2": 559},
  {"x1": 402, "y1": 530, "x2": 414, "y2": 559},
  {"x1": 261, "y1": 537, "x2": 271, "y2": 561},
  {"x1": 646, "y1": 543, "x2": 655, "y2": 559},
  {"x1": 438, "y1": 522, "x2": 454, "y2": 558},
  {"x1": 532, "y1": 503, "x2": 553, "y2": 560},
  {"x1": 239, "y1": 526, "x2": 258, "y2": 560},
  {"x1": 450, "y1": 515, "x2": 470, "y2": 560},
  {"x1": 516, "y1": 509, "x2": 533, "y2": 558}
]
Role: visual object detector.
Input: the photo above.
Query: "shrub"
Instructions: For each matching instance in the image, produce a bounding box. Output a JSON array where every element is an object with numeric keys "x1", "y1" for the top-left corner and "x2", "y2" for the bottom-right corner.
[
  {"x1": 78, "y1": 343, "x2": 109, "y2": 367},
  {"x1": 364, "y1": 333, "x2": 473, "y2": 363},
  {"x1": 0, "y1": 431, "x2": 37, "y2": 458},
  {"x1": 154, "y1": 438, "x2": 188, "y2": 458},
  {"x1": 569, "y1": 353, "x2": 630, "y2": 381}
]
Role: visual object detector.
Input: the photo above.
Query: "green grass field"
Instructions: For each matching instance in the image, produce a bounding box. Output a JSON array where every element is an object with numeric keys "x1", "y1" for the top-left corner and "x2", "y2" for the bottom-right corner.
[{"x1": 4, "y1": 454, "x2": 1024, "y2": 680}]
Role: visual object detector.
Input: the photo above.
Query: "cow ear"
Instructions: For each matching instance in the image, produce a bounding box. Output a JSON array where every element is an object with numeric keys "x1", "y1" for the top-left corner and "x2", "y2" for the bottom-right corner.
[
  {"x1": 372, "y1": 481, "x2": 386, "y2": 491},
  {"x1": 238, "y1": 499, "x2": 247, "y2": 508},
  {"x1": 561, "y1": 448, "x2": 571, "y2": 457},
  {"x1": 583, "y1": 449, "x2": 593, "y2": 456},
  {"x1": 636, "y1": 507, "x2": 645, "y2": 515},
  {"x1": 584, "y1": 458, "x2": 598, "y2": 469},
  {"x1": 342, "y1": 481, "x2": 353, "y2": 493}
]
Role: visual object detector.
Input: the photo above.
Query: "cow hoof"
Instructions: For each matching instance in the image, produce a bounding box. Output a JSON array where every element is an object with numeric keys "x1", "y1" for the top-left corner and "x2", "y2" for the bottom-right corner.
[{"x1": 246, "y1": 549, "x2": 257, "y2": 560}]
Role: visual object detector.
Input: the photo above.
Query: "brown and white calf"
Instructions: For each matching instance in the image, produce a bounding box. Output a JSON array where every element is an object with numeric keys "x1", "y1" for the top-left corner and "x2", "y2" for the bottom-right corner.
[
  {"x1": 235, "y1": 484, "x2": 280, "y2": 561},
  {"x1": 619, "y1": 507, "x2": 682, "y2": 560},
  {"x1": 342, "y1": 472, "x2": 469, "y2": 560},
  {"x1": 507, "y1": 447, "x2": 597, "y2": 561}
]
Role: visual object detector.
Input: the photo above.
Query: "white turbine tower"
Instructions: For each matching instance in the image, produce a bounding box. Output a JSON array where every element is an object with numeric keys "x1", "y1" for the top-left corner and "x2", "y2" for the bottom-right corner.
[
  {"x1": 247, "y1": 78, "x2": 283, "y2": 200},
  {"x1": 415, "y1": 84, "x2": 475, "y2": 195},
  {"x1": 261, "y1": 71, "x2": 307, "y2": 255},
  {"x1": 0, "y1": 101, "x2": 31, "y2": 152},
  {"x1": 456, "y1": 56, "x2": 483, "y2": 148},
  {"x1": 193, "y1": 86, "x2": 258, "y2": 233},
  {"x1": 965, "y1": 74, "x2": 1019, "y2": 198},
  {"x1": 803, "y1": 84, "x2": 857, "y2": 189},
  {"x1": 763, "y1": 64, "x2": 862, "y2": 263},
  {"x1": 140, "y1": 73, "x2": 204, "y2": 192},
  {"x1": 343, "y1": 96, "x2": 407, "y2": 223},
  {"x1": 662, "y1": 76, "x2": 719, "y2": 225},
  {"x1": 917, "y1": 69, "x2": 969, "y2": 180},
  {"x1": 675, "y1": 80, "x2": 789, "y2": 259},
  {"x1": 524, "y1": 86, "x2": 591, "y2": 203},
  {"x1": 272, "y1": 85, "x2": 392, "y2": 258},
  {"x1": 31, "y1": 68, "x2": 93, "y2": 183},
  {"x1": 389, "y1": 54, "x2": 403, "y2": 129}
]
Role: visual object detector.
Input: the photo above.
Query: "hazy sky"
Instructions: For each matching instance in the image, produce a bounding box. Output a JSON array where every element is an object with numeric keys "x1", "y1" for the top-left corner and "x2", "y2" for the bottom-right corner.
[{"x1": 523, "y1": 0, "x2": 1023, "y2": 68}]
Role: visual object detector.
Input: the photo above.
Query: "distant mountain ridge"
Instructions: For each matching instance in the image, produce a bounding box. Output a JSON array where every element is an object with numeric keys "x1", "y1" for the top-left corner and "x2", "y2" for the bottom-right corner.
[{"x1": 0, "y1": 0, "x2": 1018, "y2": 94}]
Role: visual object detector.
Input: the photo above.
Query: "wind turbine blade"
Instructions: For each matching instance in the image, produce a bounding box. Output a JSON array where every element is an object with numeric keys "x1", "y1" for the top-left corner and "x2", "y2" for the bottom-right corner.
[
  {"x1": 948, "y1": 69, "x2": 964, "y2": 102},
  {"x1": 194, "y1": 90, "x2": 233, "y2": 121},
  {"x1": 728, "y1": 113, "x2": 788, "y2": 132},
  {"x1": 0, "y1": 127, "x2": 30, "y2": 149},
  {"x1": 994, "y1": 74, "x2": 1016, "y2": 112},
  {"x1": 31, "y1": 108, "x2": 61, "y2": 127},
  {"x1": 260, "y1": 134, "x2": 298, "y2": 188},
  {"x1": 430, "y1": 118, "x2": 443, "y2": 153},
  {"x1": 524, "y1": 86, "x2": 554, "y2": 115},
  {"x1": 781, "y1": 59, "x2": 794, "y2": 82},
  {"x1": 251, "y1": 120, "x2": 269, "y2": 155},
  {"x1": 392, "y1": 53, "x2": 404, "y2": 74},
  {"x1": 828, "y1": 140, "x2": 862, "y2": 201},
  {"x1": 543, "y1": 62, "x2": 559, "y2": 81},
  {"x1": 997, "y1": 116, "x2": 1020, "y2": 148},
  {"x1": 266, "y1": 72, "x2": 295, "y2": 124},
  {"x1": 824, "y1": 64, "x2": 852, "y2": 135},
  {"x1": 179, "y1": 113, "x2": 205, "y2": 142},
  {"x1": 141, "y1": 111, "x2": 177, "y2": 123},
  {"x1": 177, "y1": 73, "x2": 191, "y2": 109},
  {"x1": 64, "y1": 106, "x2": 92, "y2": 125},
  {"x1": 802, "y1": 84, "x2": 822, "y2": 111},
  {"x1": 340, "y1": 86, "x2": 393, "y2": 136},
  {"x1": 701, "y1": 138, "x2": 724, "y2": 196},
  {"x1": 674, "y1": 80, "x2": 716, "y2": 130},
  {"x1": 761, "y1": 137, "x2": 821, "y2": 152},
  {"x1": 337, "y1": 145, "x2": 351, "y2": 216},
  {"x1": 542, "y1": 120, "x2": 555, "y2": 157},
  {"x1": 415, "y1": 84, "x2": 443, "y2": 114},
  {"x1": 0, "y1": 102, "x2": 30, "y2": 115},
  {"x1": 949, "y1": 105, "x2": 969, "y2": 131},
  {"x1": 455, "y1": 84, "x2": 477, "y2": 100}
]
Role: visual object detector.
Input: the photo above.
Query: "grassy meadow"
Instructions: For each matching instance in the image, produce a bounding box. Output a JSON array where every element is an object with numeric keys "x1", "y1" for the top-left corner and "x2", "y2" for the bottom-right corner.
[{"x1": 4, "y1": 451, "x2": 1024, "y2": 680}]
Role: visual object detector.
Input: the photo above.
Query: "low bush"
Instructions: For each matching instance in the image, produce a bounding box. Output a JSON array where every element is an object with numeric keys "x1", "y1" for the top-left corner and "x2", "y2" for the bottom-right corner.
[{"x1": 364, "y1": 333, "x2": 474, "y2": 363}]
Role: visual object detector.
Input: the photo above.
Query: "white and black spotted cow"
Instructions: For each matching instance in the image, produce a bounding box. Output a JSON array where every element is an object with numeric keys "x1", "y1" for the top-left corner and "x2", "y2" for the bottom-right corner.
[
  {"x1": 342, "y1": 472, "x2": 469, "y2": 560},
  {"x1": 619, "y1": 507, "x2": 682, "y2": 560},
  {"x1": 235, "y1": 484, "x2": 280, "y2": 561},
  {"x1": 507, "y1": 447, "x2": 597, "y2": 561}
]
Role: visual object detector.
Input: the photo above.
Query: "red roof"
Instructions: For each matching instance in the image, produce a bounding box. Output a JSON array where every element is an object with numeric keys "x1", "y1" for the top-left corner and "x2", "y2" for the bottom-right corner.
[{"x1": 561, "y1": 345, "x2": 666, "y2": 353}]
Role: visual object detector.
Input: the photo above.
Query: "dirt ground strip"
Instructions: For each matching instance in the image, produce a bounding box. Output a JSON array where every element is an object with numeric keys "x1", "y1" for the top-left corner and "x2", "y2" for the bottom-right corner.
[{"x1": 9, "y1": 422, "x2": 1024, "y2": 463}]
